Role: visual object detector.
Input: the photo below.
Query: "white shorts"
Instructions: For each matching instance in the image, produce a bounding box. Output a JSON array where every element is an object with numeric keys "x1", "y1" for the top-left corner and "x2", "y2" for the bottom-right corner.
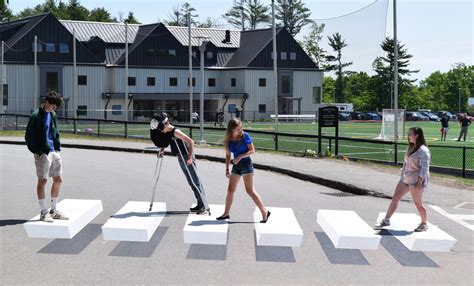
[{"x1": 34, "y1": 151, "x2": 62, "y2": 179}]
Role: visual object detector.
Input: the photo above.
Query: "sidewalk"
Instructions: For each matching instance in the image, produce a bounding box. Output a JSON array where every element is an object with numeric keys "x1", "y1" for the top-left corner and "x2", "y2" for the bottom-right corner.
[{"x1": 1, "y1": 136, "x2": 472, "y2": 208}]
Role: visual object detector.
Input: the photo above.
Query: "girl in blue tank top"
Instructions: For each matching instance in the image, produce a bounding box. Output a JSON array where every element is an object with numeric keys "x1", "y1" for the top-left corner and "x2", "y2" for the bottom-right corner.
[{"x1": 216, "y1": 118, "x2": 271, "y2": 223}]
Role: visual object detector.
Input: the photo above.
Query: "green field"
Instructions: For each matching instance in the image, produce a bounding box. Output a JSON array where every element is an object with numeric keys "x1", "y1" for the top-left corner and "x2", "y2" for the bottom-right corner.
[
  {"x1": 45, "y1": 119, "x2": 472, "y2": 172},
  {"x1": 3, "y1": 115, "x2": 472, "y2": 172}
]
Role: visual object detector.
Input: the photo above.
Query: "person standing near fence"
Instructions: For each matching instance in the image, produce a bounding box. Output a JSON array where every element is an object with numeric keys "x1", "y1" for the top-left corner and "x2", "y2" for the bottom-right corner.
[
  {"x1": 457, "y1": 113, "x2": 471, "y2": 142},
  {"x1": 440, "y1": 115, "x2": 449, "y2": 141},
  {"x1": 375, "y1": 127, "x2": 431, "y2": 232},
  {"x1": 25, "y1": 91, "x2": 68, "y2": 222},
  {"x1": 216, "y1": 118, "x2": 271, "y2": 223}
]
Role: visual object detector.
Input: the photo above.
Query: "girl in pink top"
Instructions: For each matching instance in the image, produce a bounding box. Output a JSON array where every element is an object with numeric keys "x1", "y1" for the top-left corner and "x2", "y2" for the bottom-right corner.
[{"x1": 375, "y1": 127, "x2": 431, "y2": 232}]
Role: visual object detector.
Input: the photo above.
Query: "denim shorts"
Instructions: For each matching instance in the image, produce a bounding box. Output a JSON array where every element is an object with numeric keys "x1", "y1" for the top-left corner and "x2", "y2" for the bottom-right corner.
[{"x1": 231, "y1": 158, "x2": 254, "y2": 176}]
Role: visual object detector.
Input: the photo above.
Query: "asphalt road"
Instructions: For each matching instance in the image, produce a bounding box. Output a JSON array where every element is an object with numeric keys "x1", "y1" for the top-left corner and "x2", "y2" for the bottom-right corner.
[{"x1": 1, "y1": 145, "x2": 473, "y2": 285}]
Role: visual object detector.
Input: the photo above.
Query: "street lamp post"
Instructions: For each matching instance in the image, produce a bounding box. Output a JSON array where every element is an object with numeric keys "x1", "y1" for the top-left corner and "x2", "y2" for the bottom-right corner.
[
  {"x1": 195, "y1": 36, "x2": 209, "y2": 145},
  {"x1": 458, "y1": 88, "x2": 461, "y2": 113}
]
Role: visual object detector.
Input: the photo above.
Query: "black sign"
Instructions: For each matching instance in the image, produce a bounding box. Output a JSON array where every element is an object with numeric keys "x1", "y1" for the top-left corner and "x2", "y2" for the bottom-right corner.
[
  {"x1": 319, "y1": 106, "x2": 339, "y2": 127},
  {"x1": 318, "y1": 106, "x2": 339, "y2": 155}
]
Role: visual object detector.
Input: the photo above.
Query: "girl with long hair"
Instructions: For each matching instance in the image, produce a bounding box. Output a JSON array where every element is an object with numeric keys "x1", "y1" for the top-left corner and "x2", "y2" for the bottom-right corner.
[
  {"x1": 216, "y1": 118, "x2": 270, "y2": 223},
  {"x1": 375, "y1": 127, "x2": 431, "y2": 232}
]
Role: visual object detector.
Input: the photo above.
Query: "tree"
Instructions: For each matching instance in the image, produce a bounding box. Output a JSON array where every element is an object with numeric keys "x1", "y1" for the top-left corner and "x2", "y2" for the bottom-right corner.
[
  {"x1": 0, "y1": 5, "x2": 14, "y2": 21},
  {"x1": 372, "y1": 37, "x2": 418, "y2": 109},
  {"x1": 65, "y1": 0, "x2": 89, "y2": 20},
  {"x1": 223, "y1": 0, "x2": 269, "y2": 30},
  {"x1": 123, "y1": 11, "x2": 140, "y2": 24},
  {"x1": 276, "y1": 0, "x2": 312, "y2": 37},
  {"x1": 246, "y1": 0, "x2": 270, "y2": 30},
  {"x1": 300, "y1": 22, "x2": 326, "y2": 68},
  {"x1": 165, "y1": 2, "x2": 197, "y2": 26},
  {"x1": 89, "y1": 7, "x2": 115, "y2": 22},
  {"x1": 197, "y1": 17, "x2": 217, "y2": 28},
  {"x1": 325, "y1": 33, "x2": 353, "y2": 103},
  {"x1": 345, "y1": 72, "x2": 377, "y2": 111},
  {"x1": 223, "y1": 0, "x2": 247, "y2": 30}
]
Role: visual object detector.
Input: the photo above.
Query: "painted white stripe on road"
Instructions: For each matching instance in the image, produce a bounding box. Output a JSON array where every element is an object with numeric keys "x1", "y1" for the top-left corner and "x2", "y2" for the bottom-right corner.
[
  {"x1": 254, "y1": 207, "x2": 303, "y2": 247},
  {"x1": 317, "y1": 209, "x2": 381, "y2": 250},
  {"x1": 183, "y1": 204, "x2": 228, "y2": 245},
  {"x1": 102, "y1": 201, "x2": 166, "y2": 242},
  {"x1": 24, "y1": 199, "x2": 103, "y2": 239},
  {"x1": 429, "y1": 205, "x2": 474, "y2": 231},
  {"x1": 377, "y1": 212, "x2": 457, "y2": 252}
]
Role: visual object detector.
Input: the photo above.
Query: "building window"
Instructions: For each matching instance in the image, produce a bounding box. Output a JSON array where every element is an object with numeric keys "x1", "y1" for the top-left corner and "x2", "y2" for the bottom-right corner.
[
  {"x1": 313, "y1": 86, "x2": 321, "y2": 103},
  {"x1": 259, "y1": 104, "x2": 266, "y2": 113},
  {"x1": 2, "y1": 84, "x2": 7, "y2": 105},
  {"x1": 45, "y1": 43, "x2": 55, "y2": 53},
  {"x1": 32, "y1": 42, "x2": 42, "y2": 52},
  {"x1": 128, "y1": 77, "x2": 136, "y2": 86},
  {"x1": 192, "y1": 51, "x2": 197, "y2": 58},
  {"x1": 59, "y1": 44, "x2": 69, "y2": 53},
  {"x1": 169, "y1": 49, "x2": 176, "y2": 56},
  {"x1": 77, "y1": 105, "x2": 87, "y2": 116},
  {"x1": 281, "y1": 52, "x2": 287, "y2": 60},
  {"x1": 208, "y1": 78, "x2": 216, "y2": 87},
  {"x1": 169, "y1": 77, "x2": 178, "y2": 86},
  {"x1": 290, "y1": 52, "x2": 296, "y2": 60},
  {"x1": 112, "y1": 105, "x2": 122, "y2": 115},
  {"x1": 78, "y1": 75, "x2": 87, "y2": 85},
  {"x1": 147, "y1": 77, "x2": 155, "y2": 86},
  {"x1": 282, "y1": 76, "x2": 290, "y2": 93},
  {"x1": 207, "y1": 51, "x2": 213, "y2": 59},
  {"x1": 187, "y1": 77, "x2": 196, "y2": 86},
  {"x1": 146, "y1": 48, "x2": 154, "y2": 56},
  {"x1": 157, "y1": 49, "x2": 167, "y2": 56},
  {"x1": 231, "y1": 78, "x2": 236, "y2": 87},
  {"x1": 259, "y1": 78, "x2": 266, "y2": 87}
]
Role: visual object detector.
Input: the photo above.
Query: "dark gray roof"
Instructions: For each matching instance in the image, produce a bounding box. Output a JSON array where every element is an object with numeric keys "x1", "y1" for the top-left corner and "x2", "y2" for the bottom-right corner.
[
  {"x1": 4, "y1": 14, "x2": 48, "y2": 48},
  {"x1": 60, "y1": 20, "x2": 139, "y2": 43},
  {"x1": 166, "y1": 26, "x2": 240, "y2": 48},
  {"x1": 224, "y1": 28, "x2": 282, "y2": 68}
]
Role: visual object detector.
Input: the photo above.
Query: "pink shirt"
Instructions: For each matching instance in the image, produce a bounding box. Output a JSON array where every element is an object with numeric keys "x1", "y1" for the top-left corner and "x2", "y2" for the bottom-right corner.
[{"x1": 401, "y1": 145, "x2": 431, "y2": 187}]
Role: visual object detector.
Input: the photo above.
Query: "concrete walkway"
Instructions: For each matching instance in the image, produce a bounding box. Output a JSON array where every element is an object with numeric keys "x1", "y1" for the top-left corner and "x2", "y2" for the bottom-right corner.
[{"x1": 1, "y1": 136, "x2": 472, "y2": 208}]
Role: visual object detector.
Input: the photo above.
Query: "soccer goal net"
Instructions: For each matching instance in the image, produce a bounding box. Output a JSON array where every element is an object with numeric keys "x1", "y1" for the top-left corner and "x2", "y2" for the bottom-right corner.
[{"x1": 376, "y1": 109, "x2": 405, "y2": 140}]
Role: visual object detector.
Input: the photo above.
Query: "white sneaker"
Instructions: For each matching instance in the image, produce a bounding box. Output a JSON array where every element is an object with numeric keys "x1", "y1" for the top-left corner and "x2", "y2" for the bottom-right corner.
[
  {"x1": 40, "y1": 211, "x2": 53, "y2": 223},
  {"x1": 374, "y1": 218, "x2": 390, "y2": 229},
  {"x1": 50, "y1": 209, "x2": 69, "y2": 220}
]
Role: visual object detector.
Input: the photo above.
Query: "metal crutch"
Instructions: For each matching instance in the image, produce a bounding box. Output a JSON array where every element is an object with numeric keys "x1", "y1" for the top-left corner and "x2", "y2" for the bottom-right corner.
[
  {"x1": 174, "y1": 139, "x2": 211, "y2": 215},
  {"x1": 149, "y1": 149, "x2": 164, "y2": 211}
]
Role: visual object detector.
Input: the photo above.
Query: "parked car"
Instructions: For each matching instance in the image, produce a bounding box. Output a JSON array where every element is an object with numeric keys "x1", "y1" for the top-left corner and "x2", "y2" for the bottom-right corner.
[
  {"x1": 420, "y1": 112, "x2": 440, "y2": 122},
  {"x1": 406, "y1": 112, "x2": 424, "y2": 121},
  {"x1": 418, "y1": 113, "x2": 430, "y2": 121},
  {"x1": 350, "y1": 111, "x2": 366, "y2": 120},
  {"x1": 436, "y1": 111, "x2": 455, "y2": 120},
  {"x1": 339, "y1": 111, "x2": 352, "y2": 121},
  {"x1": 365, "y1": 112, "x2": 381, "y2": 120}
]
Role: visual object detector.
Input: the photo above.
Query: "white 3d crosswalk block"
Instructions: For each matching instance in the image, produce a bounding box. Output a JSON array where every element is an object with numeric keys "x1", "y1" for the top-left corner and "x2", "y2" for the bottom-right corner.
[
  {"x1": 183, "y1": 204, "x2": 228, "y2": 245},
  {"x1": 254, "y1": 207, "x2": 303, "y2": 247},
  {"x1": 24, "y1": 199, "x2": 103, "y2": 239},
  {"x1": 102, "y1": 201, "x2": 166, "y2": 242},
  {"x1": 317, "y1": 209, "x2": 381, "y2": 250},
  {"x1": 377, "y1": 213, "x2": 457, "y2": 252}
]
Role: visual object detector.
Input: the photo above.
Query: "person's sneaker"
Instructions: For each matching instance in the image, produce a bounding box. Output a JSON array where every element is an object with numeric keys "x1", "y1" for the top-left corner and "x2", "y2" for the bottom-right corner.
[
  {"x1": 190, "y1": 205, "x2": 204, "y2": 212},
  {"x1": 374, "y1": 218, "x2": 390, "y2": 229},
  {"x1": 50, "y1": 209, "x2": 69, "y2": 220},
  {"x1": 40, "y1": 211, "x2": 53, "y2": 223},
  {"x1": 414, "y1": 222, "x2": 428, "y2": 232},
  {"x1": 195, "y1": 207, "x2": 209, "y2": 215}
]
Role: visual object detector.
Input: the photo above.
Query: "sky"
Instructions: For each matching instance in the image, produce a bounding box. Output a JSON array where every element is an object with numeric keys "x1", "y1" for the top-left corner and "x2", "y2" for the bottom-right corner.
[{"x1": 7, "y1": 0, "x2": 473, "y2": 82}]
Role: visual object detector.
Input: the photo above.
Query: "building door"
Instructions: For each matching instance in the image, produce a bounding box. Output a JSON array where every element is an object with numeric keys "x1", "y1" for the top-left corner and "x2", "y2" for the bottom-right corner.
[{"x1": 279, "y1": 71, "x2": 293, "y2": 114}]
